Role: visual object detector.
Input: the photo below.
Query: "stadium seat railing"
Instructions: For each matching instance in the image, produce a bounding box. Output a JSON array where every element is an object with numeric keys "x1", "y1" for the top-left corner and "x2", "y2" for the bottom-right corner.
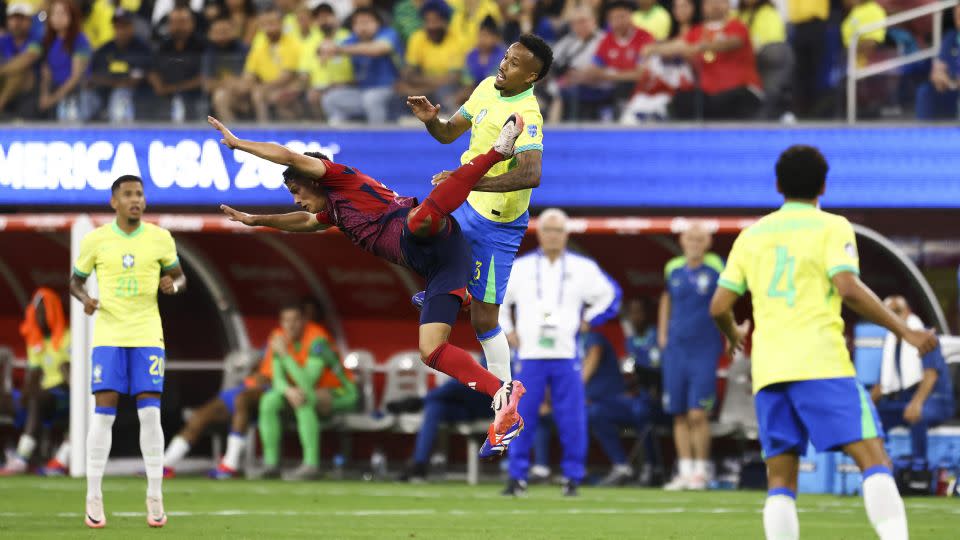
[{"x1": 847, "y1": 0, "x2": 960, "y2": 123}]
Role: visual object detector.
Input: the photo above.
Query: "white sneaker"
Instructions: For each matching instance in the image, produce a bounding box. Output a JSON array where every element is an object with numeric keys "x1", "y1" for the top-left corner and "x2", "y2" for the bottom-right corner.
[
  {"x1": 663, "y1": 474, "x2": 690, "y2": 491},
  {"x1": 529, "y1": 465, "x2": 551, "y2": 483},
  {"x1": 687, "y1": 474, "x2": 708, "y2": 490},
  {"x1": 146, "y1": 496, "x2": 167, "y2": 527},
  {"x1": 85, "y1": 496, "x2": 106, "y2": 528},
  {"x1": 493, "y1": 113, "x2": 525, "y2": 157}
]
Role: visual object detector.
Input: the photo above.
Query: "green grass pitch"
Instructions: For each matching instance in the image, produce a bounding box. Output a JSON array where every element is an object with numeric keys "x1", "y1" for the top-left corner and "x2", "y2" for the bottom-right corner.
[{"x1": 1, "y1": 477, "x2": 958, "y2": 539}]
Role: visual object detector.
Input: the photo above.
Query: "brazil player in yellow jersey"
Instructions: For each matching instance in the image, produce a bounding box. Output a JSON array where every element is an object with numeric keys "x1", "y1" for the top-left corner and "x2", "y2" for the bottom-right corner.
[
  {"x1": 710, "y1": 146, "x2": 937, "y2": 540},
  {"x1": 70, "y1": 175, "x2": 186, "y2": 530},
  {"x1": 406, "y1": 33, "x2": 552, "y2": 385}
]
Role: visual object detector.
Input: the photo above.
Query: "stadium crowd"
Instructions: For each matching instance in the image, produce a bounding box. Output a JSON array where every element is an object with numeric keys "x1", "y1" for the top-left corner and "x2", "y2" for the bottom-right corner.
[{"x1": 0, "y1": 0, "x2": 957, "y2": 123}]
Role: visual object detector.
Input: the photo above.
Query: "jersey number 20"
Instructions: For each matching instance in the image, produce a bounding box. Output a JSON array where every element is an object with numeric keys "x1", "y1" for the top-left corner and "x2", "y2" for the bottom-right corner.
[
  {"x1": 767, "y1": 246, "x2": 796, "y2": 307},
  {"x1": 149, "y1": 355, "x2": 165, "y2": 377}
]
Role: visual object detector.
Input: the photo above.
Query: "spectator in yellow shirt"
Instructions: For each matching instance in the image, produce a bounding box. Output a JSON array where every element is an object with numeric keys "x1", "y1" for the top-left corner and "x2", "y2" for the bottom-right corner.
[
  {"x1": 449, "y1": 0, "x2": 502, "y2": 53},
  {"x1": 212, "y1": 8, "x2": 302, "y2": 122},
  {"x1": 632, "y1": 0, "x2": 671, "y2": 41},
  {"x1": 396, "y1": 0, "x2": 464, "y2": 112},
  {"x1": 80, "y1": 0, "x2": 115, "y2": 50},
  {"x1": 738, "y1": 0, "x2": 792, "y2": 119},
  {"x1": 786, "y1": 0, "x2": 829, "y2": 117},
  {"x1": 298, "y1": 3, "x2": 353, "y2": 119},
  {"x1": 842, "y1": 0, "x2": 886, "y2": 67}
]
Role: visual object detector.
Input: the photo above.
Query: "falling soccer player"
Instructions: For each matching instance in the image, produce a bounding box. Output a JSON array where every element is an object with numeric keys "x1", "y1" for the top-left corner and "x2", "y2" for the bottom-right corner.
[{"x1": 210, "y1": 115, "x2": 526, "y2": 459}]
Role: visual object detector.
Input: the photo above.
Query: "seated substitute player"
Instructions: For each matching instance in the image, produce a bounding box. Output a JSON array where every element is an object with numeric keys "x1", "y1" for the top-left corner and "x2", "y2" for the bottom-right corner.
[
  {"x1": 1, "y1": 288, "x2": 72, "y2": 476},
  {"x1": 210, "y1": 114, "x2": 526, "y2": 458},
  {"x1": 256, "y1": 302, "x2": 356, "y2": 480},
  {"x1": 710, "y1": 145, "x2": 937, "y2": 540},
  {"x1": 71, "y1": 175, "x2": 187, "y2": 529}
]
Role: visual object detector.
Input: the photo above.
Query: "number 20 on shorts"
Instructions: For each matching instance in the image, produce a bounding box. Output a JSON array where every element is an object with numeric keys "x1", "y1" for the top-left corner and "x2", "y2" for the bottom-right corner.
[{"x1": 149, "y1": 355, "x2": 165, "y2": 377}]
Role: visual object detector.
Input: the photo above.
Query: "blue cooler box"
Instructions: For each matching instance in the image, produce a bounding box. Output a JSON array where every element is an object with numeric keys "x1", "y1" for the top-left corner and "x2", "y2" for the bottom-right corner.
[
  {"x1": 798, "y1": 443, "x2": 836, "y2": 494},
  {"x1": 853, "y1": 323, "x2": 886, "y2": 386}
]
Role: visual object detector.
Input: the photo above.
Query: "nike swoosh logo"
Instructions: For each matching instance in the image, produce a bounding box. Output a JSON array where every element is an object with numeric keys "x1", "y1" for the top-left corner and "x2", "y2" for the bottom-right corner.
[
  {"x1": 152, "y1": 379, "x2": 162, "y2": 384},
  {"x1": 86, "y1": 514, "x2": 102, "y2": 524}
]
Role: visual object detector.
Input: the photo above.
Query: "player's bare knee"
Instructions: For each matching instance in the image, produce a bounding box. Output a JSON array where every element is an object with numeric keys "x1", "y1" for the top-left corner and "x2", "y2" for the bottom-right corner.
[
  {"x1": 93, "y1": 391, "x2": 119, "y2": 408},
  {"x1": 470, "y1": 301, "x2": 500, "y2": 332}
]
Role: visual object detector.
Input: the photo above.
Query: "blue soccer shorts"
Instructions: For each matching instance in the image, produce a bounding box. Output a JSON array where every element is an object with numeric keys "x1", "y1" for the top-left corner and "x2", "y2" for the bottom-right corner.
[
  {"x1": 662, "y1": 341, "x2": 721, "y2": 415},
  {"x1": 755, "y1": 377, "x2": 884, "y2": 459},
  {"x1": 91, "y1": 346, "x2": 165, "y2": 396},
  {"x1": 452, "y1": 203, "x2": 529, "y2": 305}
]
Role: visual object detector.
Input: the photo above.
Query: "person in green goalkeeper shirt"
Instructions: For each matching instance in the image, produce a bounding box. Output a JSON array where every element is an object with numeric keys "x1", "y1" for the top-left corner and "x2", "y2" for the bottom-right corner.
[{"x1": 256, "y1": 304, "x2": 357, "y2": 480}]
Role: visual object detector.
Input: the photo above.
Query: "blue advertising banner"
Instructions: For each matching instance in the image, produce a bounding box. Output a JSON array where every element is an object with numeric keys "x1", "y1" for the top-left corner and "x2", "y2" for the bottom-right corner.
[{"x1": 0, "y1": 125, "x2": 958, "y2": 208}]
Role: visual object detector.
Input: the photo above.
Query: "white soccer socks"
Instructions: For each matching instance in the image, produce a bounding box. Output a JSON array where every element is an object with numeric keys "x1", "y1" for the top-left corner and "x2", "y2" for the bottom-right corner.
[
  {"x1": 478, "y1": 325, "x2": 511, "y2": 382},
  {"x1": 86, "y1": 406, "x2": 116, "y2": 499},
  {"x1": 862, "y1": 465, "x2": 908, "y2": 540},
  {"x1": 221, "y1": 431, "x2": 247, "y2": 471},
  {"x1": 137, "y1": 399, "x2": 164, "y2": 499},
  {"x1": 15, "y1": 433, "x2": 37, "y2": 462},
  {"x1": 164, "y1": 435, "x2": 191, "y2": 468},
  {"x1": 763, "y1": 488, "x2": 799, "y2": 540}
]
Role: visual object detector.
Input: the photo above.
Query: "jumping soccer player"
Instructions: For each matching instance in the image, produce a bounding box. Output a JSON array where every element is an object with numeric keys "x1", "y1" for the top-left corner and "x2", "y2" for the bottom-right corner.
[
  {"x1": 710, "y1": 145, "x2": 937, "y2": 540},
  {"x1": 210, "y1": 114, "x2": 526, "y2": 458},
  {"x1": 406, "y1": 33, "x2": 553, "y2": 386},
  {"x1": 71, "y1": 175, "x2": 186, "y2": 529}
]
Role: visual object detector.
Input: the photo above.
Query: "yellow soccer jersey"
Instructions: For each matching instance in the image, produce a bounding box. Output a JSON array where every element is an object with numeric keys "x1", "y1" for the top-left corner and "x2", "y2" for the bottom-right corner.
[
  {"x1": 718, "y1": 202, "x2": 859, "y2": 393},
  {"x1": 73, "y1": 221, "x2": 179, "y2": 348},
  {"x1": 27, "y1": 331, "x2": 71, "y2": 389},
  {"x1": 458, "y1": 76, "x2": 544, "y2": 223}
]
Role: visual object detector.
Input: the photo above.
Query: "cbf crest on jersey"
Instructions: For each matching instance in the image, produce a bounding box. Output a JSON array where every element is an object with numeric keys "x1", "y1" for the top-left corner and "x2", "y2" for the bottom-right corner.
[
  {"x1": 476, "y1": 109, "x2": 488, "y2": 124},
  {"x1": 696, "y1": 272, "x2": 712, "y2": 295},
  {"x1": 93, "y1": 364, "x2": 103, "y2": 384},
  {"x1": 527, "y1": 124, "x2": 538, "y2": 138},
  {"x1": 122, "y1": 254, "x2": 135, "y2": 269}
]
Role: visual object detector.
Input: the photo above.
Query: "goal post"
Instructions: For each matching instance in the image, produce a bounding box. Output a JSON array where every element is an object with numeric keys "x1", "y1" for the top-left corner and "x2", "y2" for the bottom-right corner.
[{"x1": 69, "y1": 214, "x2": 96, "y2": 478}]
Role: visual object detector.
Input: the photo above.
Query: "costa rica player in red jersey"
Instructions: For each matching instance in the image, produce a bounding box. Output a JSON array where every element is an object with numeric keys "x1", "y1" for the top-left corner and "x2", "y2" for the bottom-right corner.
[{"x1": 210, "y1": 116, "x2": 525, "y2": 458}]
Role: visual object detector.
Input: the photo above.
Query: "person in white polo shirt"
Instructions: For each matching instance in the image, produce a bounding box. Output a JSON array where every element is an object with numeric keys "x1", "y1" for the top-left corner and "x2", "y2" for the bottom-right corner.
[{"x1": 500, "y1": 208, "x2": 619, "y2": 497}]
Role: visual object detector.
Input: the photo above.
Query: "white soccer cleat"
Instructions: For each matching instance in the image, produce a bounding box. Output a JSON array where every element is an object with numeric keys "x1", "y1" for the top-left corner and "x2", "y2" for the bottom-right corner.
[
  {"x1": 146, "y1": 496, "x2": 167, "y2": 528},
  {"x1": 85, "y1": 496, "x2": 106, "y2": 529},
  {"x1": 663, "y1": 474, "x2": 690, "y2": 491},
  {"x1": 493, "y1": 113, "x2": 525, "y2": 158},
  {"x1": 686, "y1": 474, "x2": 708, "y2": 491}
]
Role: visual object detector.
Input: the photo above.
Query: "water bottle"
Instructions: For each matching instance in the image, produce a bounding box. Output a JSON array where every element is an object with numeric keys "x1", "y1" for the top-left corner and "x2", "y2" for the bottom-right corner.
[
  {"x1": 58, "y1": 95, "x2": 79, "y2": 122},
  {"x1": 171, "y1": 94, "x2": 186, "y2": 123},
  {"x1": 331, "y1": 453, "x2": 345, "y2": 480},
  {"x1": 370, "y1": 448, "x2": 387, "y2": 480}
]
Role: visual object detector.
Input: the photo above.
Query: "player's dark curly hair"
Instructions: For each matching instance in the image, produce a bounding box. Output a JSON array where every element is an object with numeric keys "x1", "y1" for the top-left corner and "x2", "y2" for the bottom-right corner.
[
  {"x1": 775, "y1": 145, "x2": 828, "y2": 199},
  {"x1": 517, "y1": 33, "x2": 553, "y2": 82},
  {"x1": 112, "y1": 174, "x2": 143, "y2": 193},
  {"x1": 282, "y1": 152, "x2": 331, "y2": 185}
]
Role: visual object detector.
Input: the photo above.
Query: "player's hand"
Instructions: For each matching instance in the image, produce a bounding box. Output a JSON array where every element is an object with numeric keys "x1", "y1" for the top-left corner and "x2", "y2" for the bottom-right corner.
[
  {"x1": 507, "y1": 332, "x2": 519, "y2": 350},
  {"x1": 83, "y1": 297, "x2": 99, "y2": 315},
  {"x1": 904, "y1": 328, "x2": 938, "y2": 357},
  {"x1": 220, "y1": 204, "x2": 258, "y2": 226},
  {"x1": 431, "y1": 170, "x2": 453, "y2": 186},
  {"x1": 406, "y1": 96, "x2": 440, "y2": 123},
  {"x1": 657, "y1": 333, "x2": 668, "y2": 350},
  {"x1": 284, "y1": 386, "x2": 306, "y2": 408},
  {"x1": 207, "y1": 116, "x2": 241, "y2": 149},
  {"x1": 270, "y1": 333, "x2": 288, "y2": 357},
  {"x1": 159, "y1": 275, "x2": 178, "y2": 295},
  {"x1": 903, "y1": 399, "x2": 923, "y2": 425},
  {"x1": 870, "y1": 384, "x2": 882, "y2": 404},
  {"x1": 726, "y1": 320, "x2": 751, "y2": 357}
]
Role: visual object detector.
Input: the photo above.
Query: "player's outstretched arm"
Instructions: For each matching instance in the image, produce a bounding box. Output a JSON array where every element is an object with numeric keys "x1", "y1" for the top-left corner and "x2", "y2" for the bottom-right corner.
[
  {"x1": 207, "y1": 116, "x2": 328, "y2": 178},
  {"x1": 832, "y1": 272, "x2": 938, "y2": 355},
  {"x1": 406, "y1": 96, "x2": 471, "y2": 144},
  {"x1": 221, "y1": 205, "x2": 329, "y2": 233}
]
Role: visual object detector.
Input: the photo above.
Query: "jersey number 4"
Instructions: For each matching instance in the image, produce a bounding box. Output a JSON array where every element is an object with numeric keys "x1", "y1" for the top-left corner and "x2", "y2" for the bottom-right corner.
[{"x1": 767, "y1": 246, "x2": 796, "y2": 307}]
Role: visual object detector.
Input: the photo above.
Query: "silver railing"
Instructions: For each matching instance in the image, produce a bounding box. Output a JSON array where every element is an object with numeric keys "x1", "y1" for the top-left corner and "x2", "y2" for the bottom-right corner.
[{"x1": 847, "y1": 0, "x2": 958, "y2": 123}]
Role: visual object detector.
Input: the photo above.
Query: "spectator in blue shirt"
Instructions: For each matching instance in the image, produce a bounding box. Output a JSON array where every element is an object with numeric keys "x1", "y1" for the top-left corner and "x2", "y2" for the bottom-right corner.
[
  {"x1": 321, "y1": 7, "x2": 400, "y2": 123},
  {"x1": 1, "y1": 0, "x2": 93, "y2": 121},
  {"x1": 916, "y1": 5, "x2": 960, "y2": 120},
  {"x1": 872, "y1": 296, "x2": 955, "y2": 460},
  {"x1": 88, "y1": 9, "x2": 151, "y2": 122},
  {"x1": 458, "y1": 15, "x2": 505, "y2": 101},
  {"x1": 0, "y1": 2, "x2": 39, "y2": 117}
]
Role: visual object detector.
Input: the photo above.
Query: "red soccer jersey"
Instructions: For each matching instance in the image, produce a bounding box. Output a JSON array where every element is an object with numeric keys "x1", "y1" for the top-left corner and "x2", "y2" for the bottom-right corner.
[
  {"x1": 594, "y1": 27, "x2": 655, "y2": 71},
  {"x1": 684, "y1": 19, "x2": 761, "y2": 95},
  {"x1": 313, "y1": 159, "x2": 416, "y2": 266}
]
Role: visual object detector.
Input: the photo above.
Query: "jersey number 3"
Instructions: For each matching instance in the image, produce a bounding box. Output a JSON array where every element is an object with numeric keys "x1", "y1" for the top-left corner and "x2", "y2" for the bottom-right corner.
[{"x1": 767, "y1": 246, "x2": 796, "y2": 307}]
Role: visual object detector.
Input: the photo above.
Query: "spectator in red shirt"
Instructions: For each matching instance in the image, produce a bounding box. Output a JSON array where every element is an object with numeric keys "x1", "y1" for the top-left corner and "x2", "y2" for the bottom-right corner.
[
  {"x1": 577, "y1": 0, "x2": 654, "y2": 118},
  {"x1": 645, "y1": 0, "x2": 762, "y2": 120}
]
